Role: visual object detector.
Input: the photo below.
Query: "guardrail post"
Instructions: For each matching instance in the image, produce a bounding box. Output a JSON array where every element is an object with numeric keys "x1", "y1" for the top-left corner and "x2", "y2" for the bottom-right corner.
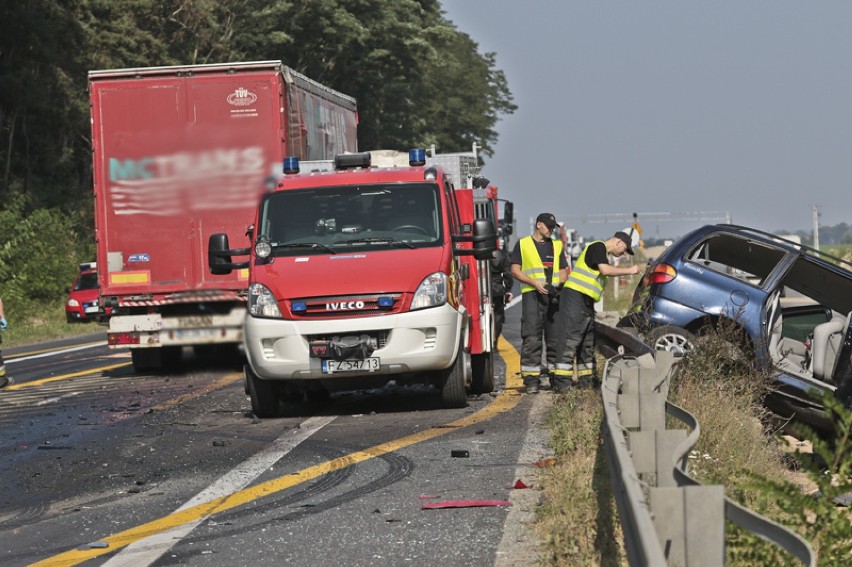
[{"x1": 650, "y1": 485, "x2": 725, "y2": 567}]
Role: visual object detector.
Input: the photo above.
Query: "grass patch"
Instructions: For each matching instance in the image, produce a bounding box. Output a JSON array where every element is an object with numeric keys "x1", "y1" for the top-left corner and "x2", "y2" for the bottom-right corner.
[
  {"x1": 537, "y1": 389, "x2": 625, "y2": 566},
  {"x1": 2, "y1": 302, "x2": 103, "y2": 348}
]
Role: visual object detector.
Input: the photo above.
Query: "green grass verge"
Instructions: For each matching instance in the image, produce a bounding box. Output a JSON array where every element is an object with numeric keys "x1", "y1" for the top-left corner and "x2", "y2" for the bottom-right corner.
[{"x1": 2, "y1": 301, "x2": 104, "y2": 348}]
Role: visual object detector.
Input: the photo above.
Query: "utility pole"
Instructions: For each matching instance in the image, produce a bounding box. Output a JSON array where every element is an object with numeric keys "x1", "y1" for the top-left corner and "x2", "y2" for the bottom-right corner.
[{"x1": 812, "y1": 205, "x2": 820, "y2": 251}]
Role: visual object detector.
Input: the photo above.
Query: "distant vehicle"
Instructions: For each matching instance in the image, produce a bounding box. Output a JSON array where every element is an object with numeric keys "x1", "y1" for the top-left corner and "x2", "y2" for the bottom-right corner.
[
  {"x1": 65, "y1": 263, "x2": 109, "y2": 323},
  {"x1": 618, "y1": 224, "x2": 852, "y2": 431}
]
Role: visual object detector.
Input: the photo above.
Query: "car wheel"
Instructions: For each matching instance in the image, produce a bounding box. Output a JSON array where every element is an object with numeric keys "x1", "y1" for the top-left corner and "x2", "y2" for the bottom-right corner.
[
  {"x1": 646, "y1": 325, "x2": 695, "y2": 356},
  {"x1": 245, "y1": 364, "x2": 281, "y2": 418}
]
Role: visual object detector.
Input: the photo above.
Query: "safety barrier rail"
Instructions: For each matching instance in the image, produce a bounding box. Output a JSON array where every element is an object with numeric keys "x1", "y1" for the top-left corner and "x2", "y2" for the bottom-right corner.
[{"x1": 600, "y1": 348, "x2": 815, "y2": 566}]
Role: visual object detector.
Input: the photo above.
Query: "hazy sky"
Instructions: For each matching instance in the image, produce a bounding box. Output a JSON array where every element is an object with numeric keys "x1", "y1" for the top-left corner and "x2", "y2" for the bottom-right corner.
[{"x1": 440, "y1": 1, "x2": 852, "y2": 240}]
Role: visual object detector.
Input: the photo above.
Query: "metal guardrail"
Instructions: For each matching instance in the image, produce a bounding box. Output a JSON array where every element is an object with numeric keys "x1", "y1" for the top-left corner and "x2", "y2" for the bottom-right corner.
[{"x1": 600, "y1": 348, "x2": 816, "y2": 566}]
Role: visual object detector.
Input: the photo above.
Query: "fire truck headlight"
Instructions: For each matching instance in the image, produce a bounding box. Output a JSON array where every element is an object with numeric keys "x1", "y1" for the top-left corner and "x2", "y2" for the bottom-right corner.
[
  {"x1": 411, "y1": 272, "x2": 447, "y2": 311},
  {"x1": 255, "y1": 239, "x2": 272, "y2": 259},
  {"x1": 248, "y1": 283, "x2": 282, "y2": 318}
]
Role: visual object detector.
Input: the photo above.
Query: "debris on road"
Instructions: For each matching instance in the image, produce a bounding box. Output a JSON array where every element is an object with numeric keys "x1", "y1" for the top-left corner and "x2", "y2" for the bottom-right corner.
[
  {"x1": 422, "y1": 499, "x2": 512, "y2": 509},
  {"x1": 450, "y1": 450, "x2": 469, "y2": 458}
]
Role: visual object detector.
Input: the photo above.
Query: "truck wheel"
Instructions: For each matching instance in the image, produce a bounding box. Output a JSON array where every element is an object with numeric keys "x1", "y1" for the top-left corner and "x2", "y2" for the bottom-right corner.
[
  {"x1": 131, "y1": 349, "x2": 160, "y2": 372},
  {"x1": 470, "y1": 352, "x2": 494, "y2": 394},
  {"x1": 245, "y1": 365, "x2": 280, "y2": 418},
  {"x1": 441, "y1": 343, "x2": 469, "y2": 408},
  {"x1": 161, "y1": 346, "x2": 183, "y2": 370}
]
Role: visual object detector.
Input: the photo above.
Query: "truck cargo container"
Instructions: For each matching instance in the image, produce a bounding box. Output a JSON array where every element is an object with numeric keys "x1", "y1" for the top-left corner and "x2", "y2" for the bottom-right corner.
[{"x1": 89, "y1": 61, "x2": 357, "y2": 370}]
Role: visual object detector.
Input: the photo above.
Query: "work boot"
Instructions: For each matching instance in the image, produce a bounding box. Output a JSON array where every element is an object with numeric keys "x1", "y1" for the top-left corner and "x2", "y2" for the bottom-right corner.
[
  {"x1": 551, "y1": 380, "x2": 572, "y2": 394},
  {"x1": 523, "y1": 378, "x2": 540, "y2": 394}
]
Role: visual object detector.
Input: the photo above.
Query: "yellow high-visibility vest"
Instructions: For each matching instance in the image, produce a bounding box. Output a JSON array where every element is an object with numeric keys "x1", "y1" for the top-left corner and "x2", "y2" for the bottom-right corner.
[
  {"x1": 519, "y1": 236, "x2": 563, "y2": 294},
  {"x1": 565, "y1": 241, "x2": 606, "y2": 301}
]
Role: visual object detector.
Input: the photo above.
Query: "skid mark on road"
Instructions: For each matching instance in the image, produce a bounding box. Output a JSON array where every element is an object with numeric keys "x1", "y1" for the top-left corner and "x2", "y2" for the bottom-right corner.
[{"x1": 35, "y1": 339, "x2": 523, "y2": 566}]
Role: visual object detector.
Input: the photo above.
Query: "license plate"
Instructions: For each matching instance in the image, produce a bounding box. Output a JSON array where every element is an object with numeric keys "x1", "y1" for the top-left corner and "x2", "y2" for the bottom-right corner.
[
  {"x1": 84, "y1": 306, "x2": 99, "y2": 314},
  {"x1": 322, "y1": 357, "x2": 380, "y2": 374},
  {"x1": 173, "y1": 328, "x2": 216, "y2": 340}
]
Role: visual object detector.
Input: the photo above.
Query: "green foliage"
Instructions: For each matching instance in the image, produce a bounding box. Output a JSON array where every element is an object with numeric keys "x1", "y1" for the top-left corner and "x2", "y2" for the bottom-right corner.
[
  {"x1": 0, "y1": 200, "x2": 91, "y2": 321},
  {"x1": 0, "y1": 0, "x2": 514, "y2": 331},
  {"x1": 742, "y1": 393, "x2": 852, "y2": 566}
]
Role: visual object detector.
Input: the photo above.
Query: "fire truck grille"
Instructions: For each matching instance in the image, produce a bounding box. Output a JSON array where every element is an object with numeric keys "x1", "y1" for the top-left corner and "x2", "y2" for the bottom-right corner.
[
  {"x1": 306, "y1": 330, "x2": 391, "y2": 350},
  {"x1": 292, "y1": 294, "x2": 403, "y2": 318}
]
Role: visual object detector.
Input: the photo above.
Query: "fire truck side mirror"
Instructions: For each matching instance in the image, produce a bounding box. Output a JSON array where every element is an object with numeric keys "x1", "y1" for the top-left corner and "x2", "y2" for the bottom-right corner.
[
  {"x1": 208, "y1": 233, "x2": 250, "y2": 275},
  {"x1": 503, "y1": 201, "x2": 514, "y2": 225},
  {"x1": 471, "y1": 219, "x2": 497, "y2": 260}
]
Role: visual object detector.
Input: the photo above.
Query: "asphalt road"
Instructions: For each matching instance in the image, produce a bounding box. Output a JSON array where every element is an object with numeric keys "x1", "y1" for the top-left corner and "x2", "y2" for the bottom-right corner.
[{"x1": 0, "y1": 305, "x2": 551, "y2": 566}]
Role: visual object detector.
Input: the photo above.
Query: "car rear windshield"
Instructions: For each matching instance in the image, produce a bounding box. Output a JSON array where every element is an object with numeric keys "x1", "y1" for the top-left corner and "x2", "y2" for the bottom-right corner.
[{"x1": 684, "y1": 233, "x2": 785, "y2": 286}]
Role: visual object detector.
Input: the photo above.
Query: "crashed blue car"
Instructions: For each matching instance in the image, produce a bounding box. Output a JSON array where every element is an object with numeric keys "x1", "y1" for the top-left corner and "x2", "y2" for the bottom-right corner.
[{"x1": 619, "y1": 224, "x2": 852, "y2": 431}]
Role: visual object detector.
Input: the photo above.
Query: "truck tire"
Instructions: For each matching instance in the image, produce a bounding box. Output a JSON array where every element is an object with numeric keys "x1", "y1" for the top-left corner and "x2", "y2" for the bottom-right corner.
[
  {"x1": 131, "y1": 349, "x2": 160, "y2": 372},
  {"x1": 470, "y1": 352, "x2": 494, "y2": 394},
  {"x1": 245, "y1": 365, "x2": 280, "y2": 418},
  {"x1": 440, "y1": 343, "x2": 469, "y2": 408}
]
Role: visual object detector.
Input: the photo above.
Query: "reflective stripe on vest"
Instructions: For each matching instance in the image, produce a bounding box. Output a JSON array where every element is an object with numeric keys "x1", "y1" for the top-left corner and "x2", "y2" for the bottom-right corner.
[
  {"x1": 565, "y1": 241, "x2": 606, "y2": 301},
  {"x1": 519, "y1": 236, "x2": 563, "y2": 294}
]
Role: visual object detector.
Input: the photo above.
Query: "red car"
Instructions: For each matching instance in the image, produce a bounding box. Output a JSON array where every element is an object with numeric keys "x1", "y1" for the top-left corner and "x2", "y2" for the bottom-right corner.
[{"x1": 65, "y1": 263, "x2": 109, "y2": 323}]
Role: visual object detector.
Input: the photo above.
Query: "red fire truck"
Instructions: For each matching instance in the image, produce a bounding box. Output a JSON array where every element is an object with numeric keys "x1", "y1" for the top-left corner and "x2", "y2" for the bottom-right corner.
[
  {"x1": 89, "y1": 61, "x2": 357, "y2": 370},
  {"x1": 209, "y1": 148, "x2": 510, "y2": 416}
]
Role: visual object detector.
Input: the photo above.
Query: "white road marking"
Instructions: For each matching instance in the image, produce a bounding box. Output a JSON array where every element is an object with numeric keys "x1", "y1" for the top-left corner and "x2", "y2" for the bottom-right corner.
[
  {"x1": 102, "y1": 415, "x2": 336, "y2": 566},
  {"x1": 5, "y1": 341, "x2": 108, "y2": 364},
  {"x1": 34, "y1": 392, "x2": 81, "y2": 406}
]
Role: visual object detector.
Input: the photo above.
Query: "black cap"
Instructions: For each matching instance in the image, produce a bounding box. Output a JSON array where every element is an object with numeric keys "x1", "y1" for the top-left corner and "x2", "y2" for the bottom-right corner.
[
  {"x1": 536, "y1": 213, "x2": 557, "y2": 230},
  {"x1": 614, "y1": 231, "x2": 635, "y2": 255}
]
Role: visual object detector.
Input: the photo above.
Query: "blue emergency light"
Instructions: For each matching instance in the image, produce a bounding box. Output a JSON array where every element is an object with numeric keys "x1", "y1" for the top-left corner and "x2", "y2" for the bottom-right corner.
[
  {"x1": 291, "y1": 300, "x2": 307, "y2": 313},
  {"x1": 377, "y1": 296, "x2": 394, "y2": 310},
  {"x1": 283, "y1": 156, "x2": 300, "y2": 174},
  {"x1": 409, "y1": 148, "x2": 426, "y2": 166}
]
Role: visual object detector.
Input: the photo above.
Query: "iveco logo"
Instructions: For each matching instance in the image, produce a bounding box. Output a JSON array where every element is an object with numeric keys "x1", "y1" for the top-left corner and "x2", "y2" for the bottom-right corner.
[
  {"x1": 326, "y1": 301, "x2": 365, "y2": 311},
  {"x1": 226, "y1": 87, "x2": 258, "y2": 106}
]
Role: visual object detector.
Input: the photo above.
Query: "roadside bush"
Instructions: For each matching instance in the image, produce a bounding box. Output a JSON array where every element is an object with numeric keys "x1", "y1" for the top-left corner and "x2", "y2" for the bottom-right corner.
[{"x1": 0, "y1": 199, "x2": 92, "y2": 322}]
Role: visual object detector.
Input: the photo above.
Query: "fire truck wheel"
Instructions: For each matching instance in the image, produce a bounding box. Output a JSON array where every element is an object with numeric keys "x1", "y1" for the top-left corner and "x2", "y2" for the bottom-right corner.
[
  {"x1": 245, "y1": 365, "x2": 280, "y2": 418},
  {"x1": 440, "y1": 343, "x2": 469, "y2": 408},
  {"x1": 470, "y1": 352, "x2": 494, "y2": 394}
]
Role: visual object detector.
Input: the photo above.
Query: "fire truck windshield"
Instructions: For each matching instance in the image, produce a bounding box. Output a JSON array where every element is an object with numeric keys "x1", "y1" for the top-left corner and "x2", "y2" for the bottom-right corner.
[{"x1": 258, "y1": 183, "x2": 443, "y2": 255}]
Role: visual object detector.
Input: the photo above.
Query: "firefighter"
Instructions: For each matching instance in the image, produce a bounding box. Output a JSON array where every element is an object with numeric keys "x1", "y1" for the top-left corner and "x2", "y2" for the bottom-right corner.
[
  {"x1": 509, "y1": 213, "x2": 568, "y2": 393},
  {"x1": 551, "y1": 231, "x2": 640, "y2": 392},
  {"x1": 490, "y1": 239, "x2": 514, "y2": 342},
  {"x1": 0, "y1": 295, "x2": 8, "y2": 388}
]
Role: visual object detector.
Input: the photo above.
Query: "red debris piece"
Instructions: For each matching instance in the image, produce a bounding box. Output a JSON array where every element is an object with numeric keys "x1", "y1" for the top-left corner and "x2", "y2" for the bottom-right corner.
[
  {"x1": 422, "y1": 500, "x2": 512, "y2": 509},
  {"x1": 512, "y1": 479, "x2": 529, "y2": 489},
  {"x1": 533, "y1": 457, "x2": 557, "y2": 468}
]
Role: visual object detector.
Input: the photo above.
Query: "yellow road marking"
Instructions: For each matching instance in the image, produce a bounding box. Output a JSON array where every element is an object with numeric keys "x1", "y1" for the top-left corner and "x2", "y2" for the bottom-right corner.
[
  {"x1": 34, "y1": 340, "x2": 522, "y2": 566},
  {"x1": 5, "y1": 340, "x2": 105, "y2": 360},
  {"x1": 5, "y1": 362, "x2": 133, "y2": 390}
]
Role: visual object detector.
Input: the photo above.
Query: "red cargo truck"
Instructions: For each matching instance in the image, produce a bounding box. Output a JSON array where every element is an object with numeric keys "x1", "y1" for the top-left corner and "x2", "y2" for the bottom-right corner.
[
  {"x1": 208, "y1": 147, "x2": 512, "y2": 416},
  {"x1": 89, "y1": 61, "x2": 357, "y2": 370}
]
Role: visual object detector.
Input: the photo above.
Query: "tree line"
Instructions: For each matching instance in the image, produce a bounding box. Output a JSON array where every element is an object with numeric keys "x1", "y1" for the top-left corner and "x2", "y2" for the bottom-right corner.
[{"x1": 0, "y1": 0, "x2": 516, "y2": 319}]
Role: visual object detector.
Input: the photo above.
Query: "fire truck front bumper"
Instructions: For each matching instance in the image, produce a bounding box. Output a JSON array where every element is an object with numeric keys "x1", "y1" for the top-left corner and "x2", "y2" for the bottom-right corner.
[{"x1": 244, "y1": 303, "x2": 464, "y2": 380}]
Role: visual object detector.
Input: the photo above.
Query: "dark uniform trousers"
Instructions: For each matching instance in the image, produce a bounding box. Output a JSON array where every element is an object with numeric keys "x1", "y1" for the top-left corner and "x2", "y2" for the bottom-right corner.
[
  {"x1": 520, "y1": 291, "x2": 559, "y2": 387},
  {"x1": 551, "y1": 287, "x2": 598, "y2": 389}
]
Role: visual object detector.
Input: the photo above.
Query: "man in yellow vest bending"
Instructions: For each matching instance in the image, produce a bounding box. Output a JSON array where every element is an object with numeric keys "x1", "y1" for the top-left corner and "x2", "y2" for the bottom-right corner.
[
  {"x1": 551, "y1": 231, "x2": 640, "y2": 392},
  {"x1": 509, "y1": 213, "x2": 568, "y2": 394}
]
